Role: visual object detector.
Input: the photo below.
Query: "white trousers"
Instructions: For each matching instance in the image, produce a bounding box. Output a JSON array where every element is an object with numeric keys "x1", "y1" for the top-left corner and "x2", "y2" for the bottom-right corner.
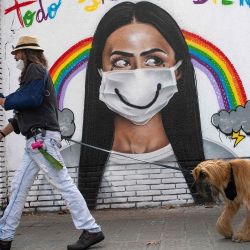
[{"x1": 0, "y1": 131, "x2": 101, "y2": 241}]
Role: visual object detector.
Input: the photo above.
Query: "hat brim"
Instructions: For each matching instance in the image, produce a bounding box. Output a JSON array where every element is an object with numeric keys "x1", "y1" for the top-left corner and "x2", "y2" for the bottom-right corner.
[{"x1": 11, "y1": 46, "x2": 44, "y2": 55}]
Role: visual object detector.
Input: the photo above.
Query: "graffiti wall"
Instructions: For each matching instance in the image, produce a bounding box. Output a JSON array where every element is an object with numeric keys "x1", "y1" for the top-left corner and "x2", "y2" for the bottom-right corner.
[{"x1": 1, "y1": 0, "x2": 250, "y2": 210}]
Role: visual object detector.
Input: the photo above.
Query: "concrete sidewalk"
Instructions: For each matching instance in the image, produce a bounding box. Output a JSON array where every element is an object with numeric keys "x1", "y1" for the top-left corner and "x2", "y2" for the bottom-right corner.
[{"x1": 12, "y1": 205, "x2": 250, "y2": 250}]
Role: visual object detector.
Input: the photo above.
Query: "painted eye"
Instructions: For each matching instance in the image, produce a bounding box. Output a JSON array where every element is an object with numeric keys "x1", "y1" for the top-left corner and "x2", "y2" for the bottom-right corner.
[
  {"x1": 112, "y1": 58, "x2": 130, "y2": 69},
  {"x1": 145, "y1": 56, "x2": 164, "y2": 67}
]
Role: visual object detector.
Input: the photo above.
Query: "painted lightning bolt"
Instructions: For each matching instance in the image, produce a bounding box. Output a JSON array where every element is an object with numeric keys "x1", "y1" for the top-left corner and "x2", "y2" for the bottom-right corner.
[{"x1": 232, "y1": 131, "x2": 245, "y2": 147}]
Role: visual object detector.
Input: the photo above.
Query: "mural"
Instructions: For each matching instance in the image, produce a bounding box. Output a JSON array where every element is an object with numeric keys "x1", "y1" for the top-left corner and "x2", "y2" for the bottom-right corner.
[
  {"x1": 79, "y1": 1, "x2": 231, "y2": 208},
  {"x1": 2, "y1": 0, "x2": 250, "y2": 210}
]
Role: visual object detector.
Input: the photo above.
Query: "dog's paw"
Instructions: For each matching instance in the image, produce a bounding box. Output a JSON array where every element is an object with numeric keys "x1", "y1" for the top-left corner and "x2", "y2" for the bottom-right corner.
[
  {"x1": 232, "y1": 236, "x2": 242, "y2": 243},
  {"x1": 216, "y1": 222, "x2": 233, "y2": 238},
  {"x1": 232, "y1": 233, "x2": 250, "y2": 242}
]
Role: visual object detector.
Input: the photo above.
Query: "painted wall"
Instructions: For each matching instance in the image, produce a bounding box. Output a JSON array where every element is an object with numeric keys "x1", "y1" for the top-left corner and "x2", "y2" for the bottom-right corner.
[
  {"x1": 1, "y1": 0, "x2": 250, "y2": 211},
  {"x1": 0, "y1": 1, "x2": 8, "y2": 210}
]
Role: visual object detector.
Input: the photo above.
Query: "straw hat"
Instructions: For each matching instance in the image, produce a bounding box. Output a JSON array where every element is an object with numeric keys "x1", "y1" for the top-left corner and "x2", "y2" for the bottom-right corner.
[{"x1": 11, "y1": 36, "x2": 44, "y2": 55}]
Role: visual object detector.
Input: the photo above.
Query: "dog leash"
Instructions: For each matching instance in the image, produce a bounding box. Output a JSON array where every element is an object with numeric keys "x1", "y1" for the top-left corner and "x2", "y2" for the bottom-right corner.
[
  {"x1": 67, "y1": 138, "x2": 194, "y2": 173},
  {"x1": 66, "y1": 138, "x2": 250, "y2": 173}
]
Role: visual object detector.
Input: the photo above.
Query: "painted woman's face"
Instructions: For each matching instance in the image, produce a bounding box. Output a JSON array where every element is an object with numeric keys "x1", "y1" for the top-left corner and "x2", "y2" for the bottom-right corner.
[{"x1": 102, "y1": 22, "x2": 177, "y2": 72}]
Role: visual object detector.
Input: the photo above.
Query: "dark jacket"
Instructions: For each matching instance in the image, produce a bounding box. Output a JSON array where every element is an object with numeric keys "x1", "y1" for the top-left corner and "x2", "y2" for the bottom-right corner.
[{"x1": 4, "y1": 63, "x2": 60, "y2": 136}]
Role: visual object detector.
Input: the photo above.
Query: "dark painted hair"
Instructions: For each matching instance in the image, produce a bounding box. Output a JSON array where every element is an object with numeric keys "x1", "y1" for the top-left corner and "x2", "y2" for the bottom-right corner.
[{"x1": 79, "y1": 1, "x2": 208, "y2": 208}]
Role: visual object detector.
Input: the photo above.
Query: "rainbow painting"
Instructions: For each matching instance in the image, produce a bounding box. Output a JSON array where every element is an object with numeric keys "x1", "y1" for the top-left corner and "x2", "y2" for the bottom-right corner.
[
  {"x1": 183, "y1": 30, "x2": 247, "y2": 111},
  {"x1": 49, "y1": 32, "x2": 247, "y2": 111},
  {"x1": 49, "y1": 38, "x2": 92, "y2": 110}
]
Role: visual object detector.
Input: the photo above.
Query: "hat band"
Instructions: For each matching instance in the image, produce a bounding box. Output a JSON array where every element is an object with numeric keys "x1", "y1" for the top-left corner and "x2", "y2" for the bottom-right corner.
[{"x1": 15, "y1": 43, "x2": 40, "y2": 49}]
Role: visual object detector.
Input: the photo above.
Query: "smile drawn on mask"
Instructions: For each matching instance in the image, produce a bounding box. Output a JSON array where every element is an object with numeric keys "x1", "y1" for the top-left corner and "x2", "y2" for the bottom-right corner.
[{"x1": 114, "y1": 83, "x2": 162, "y2": 109}]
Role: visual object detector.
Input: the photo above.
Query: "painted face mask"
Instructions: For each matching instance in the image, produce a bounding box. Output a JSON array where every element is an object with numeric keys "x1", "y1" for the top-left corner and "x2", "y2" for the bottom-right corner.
[
  {"x1": 16, "y1": 60, "x2": 25, "y2": 71},
  {"x1": 99, "y1": 60, "x2": 182, "y2": 125}
]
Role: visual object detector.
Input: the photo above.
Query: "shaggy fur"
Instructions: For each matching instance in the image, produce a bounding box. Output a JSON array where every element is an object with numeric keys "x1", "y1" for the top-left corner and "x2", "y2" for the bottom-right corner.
[{"x1": 193, "y1": 159, "x2": 250, "y2": 242}]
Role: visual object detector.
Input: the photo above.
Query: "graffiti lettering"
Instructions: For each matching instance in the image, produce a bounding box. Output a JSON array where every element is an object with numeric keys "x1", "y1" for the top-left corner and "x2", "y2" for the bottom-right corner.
[
  {"x1": 78, "y1": 0, "x2": 104, "y2": 12},
  {"x1": 193, "y1": 0, "x2": 208, "y2": 3},
  {"x1": 4, "y1": 0, "x2": 62, "y2": 28},
  {"x1": 23, "y1": 10, "x2": 36, "y2": 27},
  {"x1": 85, "y1": 0, "x2": 103, "y2": 12},
  {"x1": 48, "y1": 1, "x2": 62, "y2": 18},
  {"x1": 4, "y1": 0, "x2": 36, "y2": 27},
  {"x1": 193, "y1": 0, "x2": 233, "y2": 4},
  {"x1": 240, "y1": 0, "x2": 250, "y2": 6},
  {"x1": 78, "y1": 0, "x2": 119, "y2": 12},
  {"x1": 36, "y1": 0, "x2": 49, "y2": 22},
  {"x1": 193, "y1": 0, "x2": 250, "y2": 6}
]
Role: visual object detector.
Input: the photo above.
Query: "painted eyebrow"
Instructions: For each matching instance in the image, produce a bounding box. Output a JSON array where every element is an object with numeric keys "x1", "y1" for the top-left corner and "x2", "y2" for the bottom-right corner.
[
  {"x1": 110, "y1": 51, "x2": 134, "y2": 57},
  {"x1": 140, "y1": 48, "x2": 167, "y2": 56},
  {"x1": 110, "y1": 48, "x2": 167, "y2": 57}
]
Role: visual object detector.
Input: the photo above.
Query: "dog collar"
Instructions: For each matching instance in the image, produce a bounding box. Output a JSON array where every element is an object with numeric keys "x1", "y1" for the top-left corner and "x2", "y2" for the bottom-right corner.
[{"x1": 224, "y1": 163, "x2": 237, "y2": 201}]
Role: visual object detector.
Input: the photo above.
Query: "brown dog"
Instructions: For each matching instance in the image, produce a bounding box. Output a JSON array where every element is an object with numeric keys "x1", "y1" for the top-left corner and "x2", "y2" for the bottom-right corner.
[{"x1": 193, "y1": 159, "x2": 250, "y2": 242}]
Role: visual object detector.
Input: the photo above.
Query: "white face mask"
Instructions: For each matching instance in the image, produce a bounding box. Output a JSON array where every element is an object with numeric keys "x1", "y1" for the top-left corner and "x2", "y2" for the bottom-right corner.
[
  {"x1": 99, "y1": 61, "x2": 182, "y2": 125},
  {"x1": 16, "y1": 59, "x2": 25, "y2": 71}
]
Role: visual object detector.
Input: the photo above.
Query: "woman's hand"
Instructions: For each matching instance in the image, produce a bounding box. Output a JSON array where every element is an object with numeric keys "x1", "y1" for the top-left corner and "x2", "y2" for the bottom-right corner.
[
  {"x1": 0, "y1": 98, "x2": 5, "y2": 107},
  {"x1": 0, "y1": 123, "x2": 15, "y2": 140}
]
